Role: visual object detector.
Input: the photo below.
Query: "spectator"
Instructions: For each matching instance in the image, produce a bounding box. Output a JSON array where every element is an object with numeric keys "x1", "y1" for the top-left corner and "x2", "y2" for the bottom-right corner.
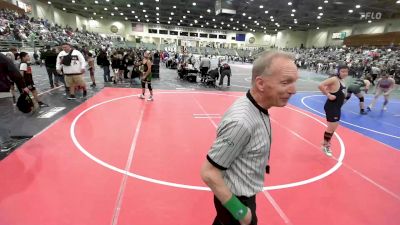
[
  {"x1": 56, "y1": 42, "x2": 87, "y2": 100},
  {"x1": 0, "y1": 53, "x2": 30, "y2": 153}
]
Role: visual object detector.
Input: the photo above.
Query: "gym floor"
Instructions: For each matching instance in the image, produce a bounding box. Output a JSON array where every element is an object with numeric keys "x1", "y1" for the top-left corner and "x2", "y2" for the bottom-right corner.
[{"x1": 1, "y1": 62, "x2": 399, "y2": 225}]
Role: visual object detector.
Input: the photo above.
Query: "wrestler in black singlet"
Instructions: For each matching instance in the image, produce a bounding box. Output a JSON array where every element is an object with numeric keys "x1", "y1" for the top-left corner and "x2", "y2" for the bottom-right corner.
[{"x1": 324, "y1": 78, "x2": 346, "y2": 122}]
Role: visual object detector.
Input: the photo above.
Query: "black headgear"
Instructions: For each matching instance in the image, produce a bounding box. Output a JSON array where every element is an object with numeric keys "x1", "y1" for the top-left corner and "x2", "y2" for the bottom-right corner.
[{"x1": 336, "y1": 64, "x2": 349, "y2": 77}]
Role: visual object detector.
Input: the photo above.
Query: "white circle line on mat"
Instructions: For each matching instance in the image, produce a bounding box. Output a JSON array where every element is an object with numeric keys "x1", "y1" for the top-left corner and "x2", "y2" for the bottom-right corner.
[{"x1": 70, "y1": 91, "x2": 345, "y2": 191}]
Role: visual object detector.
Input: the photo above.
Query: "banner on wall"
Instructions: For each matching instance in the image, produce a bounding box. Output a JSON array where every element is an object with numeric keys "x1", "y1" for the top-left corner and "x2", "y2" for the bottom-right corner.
[
  {"x1": 332, "y1": 32, "x2": 347, "y2": 40},
  {"x1": 236, "y1": 34, "x2": 246, "y2": 41},
  {"x1": 147, "y1": 24, "x2": 228, "y2": 34},
  {"x1": 16, "y1": 1, "x2": 31, "y2": 13},
  {"x1": 177, "y1": 36, "x2": 201, "y2": 41},
  {"x1": 132, "y1": 23, "x2": 144, "y2": 32}
]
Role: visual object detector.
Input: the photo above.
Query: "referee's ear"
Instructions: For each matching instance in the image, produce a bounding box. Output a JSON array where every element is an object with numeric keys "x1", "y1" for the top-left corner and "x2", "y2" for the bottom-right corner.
[{"x1": 254, "y1": 75, "x2": 266, "y2": 92}]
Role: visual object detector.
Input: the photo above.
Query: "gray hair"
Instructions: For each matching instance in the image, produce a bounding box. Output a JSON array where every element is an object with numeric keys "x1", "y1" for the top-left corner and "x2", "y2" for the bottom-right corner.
[{"x1": 251, "y1": 51, "x2": 294, "y2": 86}]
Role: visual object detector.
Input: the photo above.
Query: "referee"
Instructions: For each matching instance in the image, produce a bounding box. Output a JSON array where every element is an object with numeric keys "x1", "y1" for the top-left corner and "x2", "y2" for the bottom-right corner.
[{"x1": 201, "y1": 51, "x2": 299, "y2": 225}]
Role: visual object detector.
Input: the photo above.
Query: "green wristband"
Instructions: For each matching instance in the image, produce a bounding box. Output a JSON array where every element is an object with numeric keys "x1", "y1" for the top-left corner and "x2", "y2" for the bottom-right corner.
[{"x1": 223, "y1": 195, "x2": 248, "y2": 221}]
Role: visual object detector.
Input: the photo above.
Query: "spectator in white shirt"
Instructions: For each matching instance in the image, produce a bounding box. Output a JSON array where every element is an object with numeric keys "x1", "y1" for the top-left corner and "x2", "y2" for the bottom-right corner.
[{"x1": 56, "y1": 42, "x2": 87, "y2": 100}]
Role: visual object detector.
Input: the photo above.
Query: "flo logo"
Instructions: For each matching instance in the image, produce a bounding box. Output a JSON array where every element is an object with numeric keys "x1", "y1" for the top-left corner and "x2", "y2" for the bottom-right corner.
[{"x1": 359, "y1": 12, "x2": 382, "y2": 20}]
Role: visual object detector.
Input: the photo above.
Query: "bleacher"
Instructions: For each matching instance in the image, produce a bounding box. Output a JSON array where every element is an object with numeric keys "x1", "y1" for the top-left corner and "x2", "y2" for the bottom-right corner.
[
  {"x1": 137, "y1": 43, "x2": 157, "y2": 50},
  {"x1": 182, "y1": 46, "x2": 243, "y2": 57},
  {"x1": 0, "y1": 8, "x2": 118, "y2": 51},
  {"x1": 250, "y1": 48, "x2": 265, "y2": 57},
  {"x1": 205, "y1": 47, "x2": 219, "y2": 55},
  {"x1": 236, "y1": 49, "x2": 245, "y2": 57},
  {"x1": 160, "y1": 43, "x2": 174, "y2": 51},
  {"x1": 226, "y1": 48, "x2": 238, "y2": 56},
  {"x1": 344, "y1": 32, "x2": 400, "y2": 47},
  {"x1": 199, "y1": 47, "x2": 206, "y2": 55},
  {"x1": 0, "y1": 39, "x2": 46, "y2": 52},
  {"x1": 0, "y1": 39, "x2": 23, "y2": 52},
  {"x1": 218, "y1": 48, "x2": 229, "y2": 55},
  {"x1": 187, "y1": 46, "x2": 199, "y2": 54}
]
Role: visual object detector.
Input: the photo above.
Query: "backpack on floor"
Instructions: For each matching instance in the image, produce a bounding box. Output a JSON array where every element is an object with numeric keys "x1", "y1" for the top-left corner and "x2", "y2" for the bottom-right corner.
[{"x1": 16, "y1": 92, "x2": 34, "y2": 113}]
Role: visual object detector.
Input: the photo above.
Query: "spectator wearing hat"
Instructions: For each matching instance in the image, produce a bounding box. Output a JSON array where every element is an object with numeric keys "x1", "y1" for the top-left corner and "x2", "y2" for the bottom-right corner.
[{"x1": 56, "y1": 42, "x2": 87, "y2": 100}]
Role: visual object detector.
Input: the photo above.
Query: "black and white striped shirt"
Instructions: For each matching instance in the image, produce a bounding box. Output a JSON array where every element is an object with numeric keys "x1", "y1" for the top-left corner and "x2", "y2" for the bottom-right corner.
[{"x1": 207, "y1": 91, "x2": 271, "y2": 197}]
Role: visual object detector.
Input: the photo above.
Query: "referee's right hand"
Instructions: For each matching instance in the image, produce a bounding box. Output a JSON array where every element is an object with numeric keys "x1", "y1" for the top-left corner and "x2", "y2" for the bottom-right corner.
[
  {"x1": 240, "y1": 208, "x2": 252, "y2": 225},
  {"x1": 23, "y1": 87, "x2": 30, "y2": 93}
]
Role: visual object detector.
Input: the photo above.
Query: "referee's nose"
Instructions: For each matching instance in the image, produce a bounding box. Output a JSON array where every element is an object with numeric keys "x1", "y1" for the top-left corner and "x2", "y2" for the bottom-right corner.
[{"x1": 288, "y1": 82, "x2": 297, "y2": 96}]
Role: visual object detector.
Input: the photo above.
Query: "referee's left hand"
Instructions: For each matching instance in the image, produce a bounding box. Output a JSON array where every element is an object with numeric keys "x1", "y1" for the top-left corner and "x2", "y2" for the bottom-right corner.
[{"x1": 239, "y1": 208, "x2": 252, "y2": 225}]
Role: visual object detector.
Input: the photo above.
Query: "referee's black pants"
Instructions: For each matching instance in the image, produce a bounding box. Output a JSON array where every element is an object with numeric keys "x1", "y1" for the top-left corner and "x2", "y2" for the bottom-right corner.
[
  {"x1": 212, "y1": 195, "x2": 257, "y2": 225},
  {"x1": 201, "y1": 67, "x2": 209, "y2": 82}
]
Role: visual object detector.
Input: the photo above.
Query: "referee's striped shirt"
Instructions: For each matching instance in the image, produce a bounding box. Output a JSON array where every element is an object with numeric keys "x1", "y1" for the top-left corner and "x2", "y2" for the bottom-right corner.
[{"x1": 207, "y1": 90, "x2": 271, "y2": 197}]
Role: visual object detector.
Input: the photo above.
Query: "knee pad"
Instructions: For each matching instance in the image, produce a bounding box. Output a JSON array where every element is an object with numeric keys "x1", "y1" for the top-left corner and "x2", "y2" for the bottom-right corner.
[
  {"x1": 148, "y1": 83, "x2": 152, "y2": 91},
  {"x1": 141, "y1": 81, "x2": 146, "y2": 89},
  {"x1": 384, "y1": 99, "x2": 388, "y2": 105},
  {"x1": 358, "y1": 97, "x2": 364, "y2": 102}
]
